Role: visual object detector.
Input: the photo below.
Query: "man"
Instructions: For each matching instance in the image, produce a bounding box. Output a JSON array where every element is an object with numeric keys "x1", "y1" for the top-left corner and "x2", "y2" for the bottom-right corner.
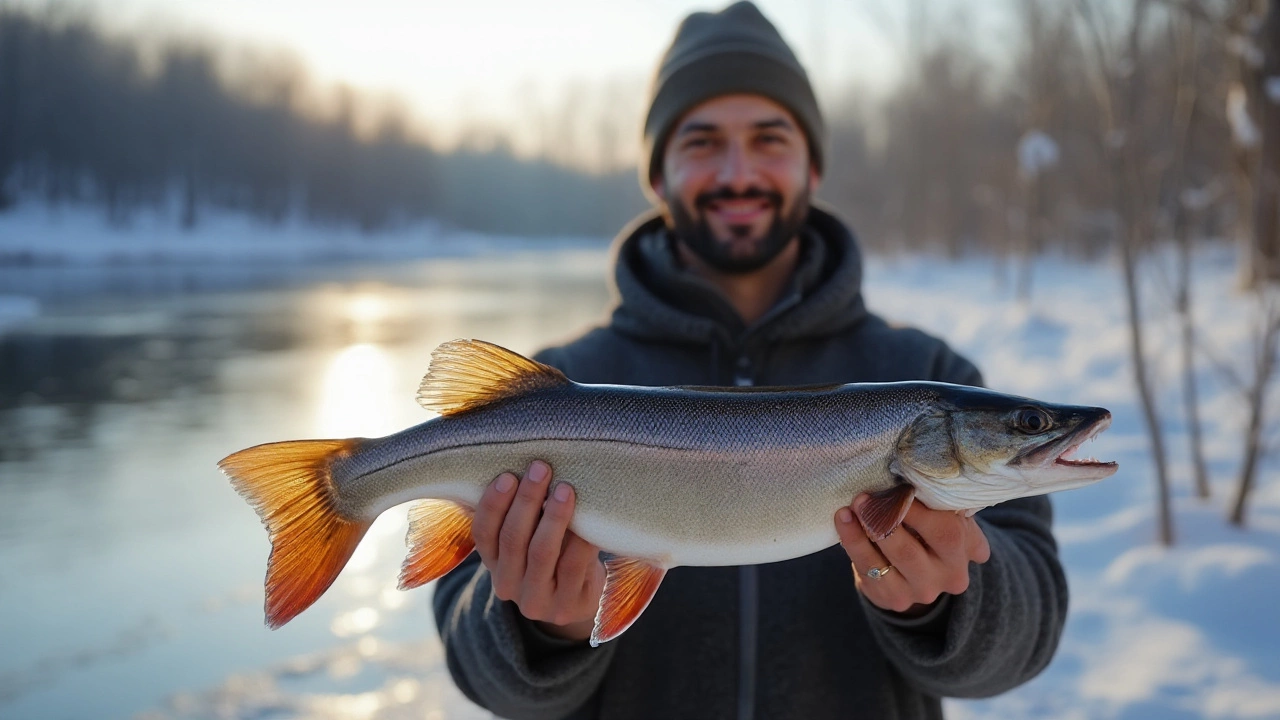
[{"x1": 434, "y1": 3, "x2": 1067, "y2": 718}]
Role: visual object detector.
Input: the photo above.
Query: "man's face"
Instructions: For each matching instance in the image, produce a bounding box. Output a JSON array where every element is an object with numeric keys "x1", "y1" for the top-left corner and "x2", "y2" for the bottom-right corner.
[{"x1": 653, "y1": 94, "x2": 820, "y2": 274}]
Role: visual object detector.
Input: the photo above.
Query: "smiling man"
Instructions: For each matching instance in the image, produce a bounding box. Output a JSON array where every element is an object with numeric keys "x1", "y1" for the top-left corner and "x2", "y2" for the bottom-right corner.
[{"x1": 433, "y1": 3, "x2": 1068, "y2": 719}]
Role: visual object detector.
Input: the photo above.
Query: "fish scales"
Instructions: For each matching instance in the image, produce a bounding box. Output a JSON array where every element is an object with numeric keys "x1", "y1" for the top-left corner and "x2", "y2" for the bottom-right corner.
[
  {"x1": 220, "y1": 338, "x2": 1117, "y2": 640},
  {"x1": 334, "y1": 383, "x2": 938, "y2": 566}
]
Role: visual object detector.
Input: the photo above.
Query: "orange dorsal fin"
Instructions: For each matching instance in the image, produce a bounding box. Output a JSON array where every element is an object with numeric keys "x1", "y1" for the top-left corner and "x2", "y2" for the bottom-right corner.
[
  {"x1": 590, "y1": 555, "x2": 667, "y2": 647},
  {"x1": 398, "y1": 500, "x2": 476, "y2": 589},
  {"x1": 854, "y1": 484, "x2": 916, "y2": 542},
  {"x1": 416, "y1": 339, "x2": 571, "y2": 416},
  {"x1": 218, "y1": 439, "x2": 371, "y2": 629}
]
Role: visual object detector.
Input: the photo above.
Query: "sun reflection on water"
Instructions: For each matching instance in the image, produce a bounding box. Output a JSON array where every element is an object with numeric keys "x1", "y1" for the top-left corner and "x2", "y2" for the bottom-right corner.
[
  {"x1": 330, "y1": 607, "x2": 380, "y2": 638},
  {"x1": 345, "y1": 293, "x2": 390, "y2": 327},
  {"x1": 316, "y1": 343, "x2": 400, "y2": 438}
]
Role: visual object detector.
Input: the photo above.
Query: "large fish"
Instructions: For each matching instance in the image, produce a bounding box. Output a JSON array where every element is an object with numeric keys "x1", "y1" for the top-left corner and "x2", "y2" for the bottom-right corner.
[{"x1": 220, "y1": 339, "x2": 1117, "y2": 646}]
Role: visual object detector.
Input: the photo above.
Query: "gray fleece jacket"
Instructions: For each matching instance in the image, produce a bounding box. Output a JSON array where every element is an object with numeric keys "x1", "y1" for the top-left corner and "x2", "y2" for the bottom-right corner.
[{"x1": 433, "y1": 207, "x2": 1068, "y2": 720}]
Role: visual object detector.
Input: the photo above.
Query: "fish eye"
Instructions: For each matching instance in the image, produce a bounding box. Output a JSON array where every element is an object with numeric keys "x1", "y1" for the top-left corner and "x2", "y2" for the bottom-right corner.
[{"x1": 1014, "y1": 408, "x2": 1052, "y2": 434}]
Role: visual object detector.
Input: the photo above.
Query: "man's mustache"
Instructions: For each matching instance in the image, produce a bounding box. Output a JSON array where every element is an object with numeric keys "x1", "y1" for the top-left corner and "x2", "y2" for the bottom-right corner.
[{"x1": 694, "y1": 187, "x2": 783, "y2": 210}]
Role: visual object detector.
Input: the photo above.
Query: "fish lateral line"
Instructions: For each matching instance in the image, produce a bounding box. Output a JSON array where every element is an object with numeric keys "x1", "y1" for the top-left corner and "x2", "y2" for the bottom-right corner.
[
  {"x1": 220, "y1": 338, "x2": 1119, "y2": 644},
  {"x1": 353, "y1": 433, "x2": 834, "y2": 481}
]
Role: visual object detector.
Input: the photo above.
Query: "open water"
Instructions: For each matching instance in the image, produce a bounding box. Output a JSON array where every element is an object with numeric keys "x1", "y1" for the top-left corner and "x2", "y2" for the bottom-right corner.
[{"x1": 0, "y1": 248, "x2": 612, "y2": 719}]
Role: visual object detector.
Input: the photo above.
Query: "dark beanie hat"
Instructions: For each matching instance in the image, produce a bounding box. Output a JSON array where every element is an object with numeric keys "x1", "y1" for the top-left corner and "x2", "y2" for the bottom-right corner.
[{"x1": 641, "y1": 1, "x2": 825, "y2": 192}]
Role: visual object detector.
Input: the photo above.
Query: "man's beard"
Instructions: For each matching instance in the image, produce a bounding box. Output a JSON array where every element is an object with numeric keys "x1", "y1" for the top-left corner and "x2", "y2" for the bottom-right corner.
[{"x1": 666, "y1": 184, "x2": 810, "y2": 275}]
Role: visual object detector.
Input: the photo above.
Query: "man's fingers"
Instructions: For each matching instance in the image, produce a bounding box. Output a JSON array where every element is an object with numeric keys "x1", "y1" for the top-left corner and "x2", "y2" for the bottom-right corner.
[
  {"x1": 525, "y1": 481, "x2": 576, "y2": 590},
  {"x1": 901, "y1": 502, "x2": 991, "y2": 568},
  {"x1": 555, "y1": 530, "x2": 598, "y2": 592},
  {"x1": 836, "y1": 505, "x2": 914, "y2": 611},
  {"x1": 873, "y1": 520, "x2": 934, "y2": 587},
  {"x1": 492, "y1": 461, "x2": 551, "y2": 599},
  {"x1": 881, "y1": 504, "x2": 982, "y2": 599},
  {"x1": 581, "y1": 545, "x2": 608, "y2": 599},
  {"x1": 836, "y1": 506, "x2": 890, "y2": 577},
  {"x1": 967, "y1": 517, "x2": 992, "y2": 563},
  {"x1": 553, "y1": 532, "x2": 603, "y2": 625},
  {"x1": 473, "y1": 471, "x2": 518, "y2": 567},
  {"x1": 899, "y1": 502, "x2": 963, "y2": 562}
]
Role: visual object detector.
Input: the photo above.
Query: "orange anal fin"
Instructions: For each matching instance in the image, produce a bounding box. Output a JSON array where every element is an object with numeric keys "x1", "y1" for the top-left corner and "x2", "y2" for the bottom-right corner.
[
  {"x1": 398, "y1": 500, "x2": 476, "y2": 590},
  {"x1": 218, "y1": 438, "x2": 370, "y2": 629},
  {"x1": 590, "y1": 554, "x2": 667, "y2": 647},
  {"x1": 855, "y1": 484, "x2": 916, "y2": 541}
]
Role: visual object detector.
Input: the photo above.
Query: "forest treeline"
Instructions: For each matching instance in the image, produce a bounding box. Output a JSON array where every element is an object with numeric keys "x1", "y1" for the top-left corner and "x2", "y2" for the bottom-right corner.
[
  {"x1": 0, "y1": 6, "x2": 647, "y2": 236},
  {"x1": 0, "y1": 2, "x2": 1271, "y2": 259}
]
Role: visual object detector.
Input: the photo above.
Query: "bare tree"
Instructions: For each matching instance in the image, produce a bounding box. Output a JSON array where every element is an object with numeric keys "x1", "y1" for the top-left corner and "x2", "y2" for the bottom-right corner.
[
  {"x1": 1223, "y1": 0, "x2": 1280, "y2": 524},
  {"x1": 1076, "y1": 0, "x2": 1175, "y2": 545},
  {"x1": 1167, "y1": 6, "x2": 1214, "y2": 498},
  {"x1": 1230, "y1": 288, "x2": 1280, "y2": 524},
  {"x1": 1244, "y1": 0, "x2": 1280, "y2": 285},
  {"x1": 1011, "y1": 0, "x2": 1076, "y2": 300}
]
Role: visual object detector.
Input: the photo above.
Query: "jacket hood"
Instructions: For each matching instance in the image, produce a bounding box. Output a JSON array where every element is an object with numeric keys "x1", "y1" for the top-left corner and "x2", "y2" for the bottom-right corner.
[{"x1": 608, "y1": 204, "x2": 867, "y2": 347}]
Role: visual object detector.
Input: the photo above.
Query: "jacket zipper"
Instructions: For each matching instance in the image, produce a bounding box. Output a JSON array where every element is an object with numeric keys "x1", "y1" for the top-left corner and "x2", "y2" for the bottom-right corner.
[
  {"x1": 733, "y1": 354, "x2": 753, "y2": 387},
  {"x1": 738, "y1": 564, "x2": 759, "y2": 720},
  {"x1": 735, "y1": 356, "x2": 757, "y2": 720}
]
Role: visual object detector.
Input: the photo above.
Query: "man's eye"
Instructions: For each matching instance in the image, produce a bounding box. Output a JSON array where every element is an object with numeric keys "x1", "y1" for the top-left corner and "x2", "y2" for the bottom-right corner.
[
  {"x1": 683, "y1": 137, "x2": 712, "y2": 149},
  {"x1": 758, "y1": 134, "x2": 786, "y2": 145}
]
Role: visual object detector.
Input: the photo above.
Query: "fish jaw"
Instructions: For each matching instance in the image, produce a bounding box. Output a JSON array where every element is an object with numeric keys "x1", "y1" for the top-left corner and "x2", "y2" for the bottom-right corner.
[
  {"x1": 1011, "y1": 409, "x2": 1118, "y2": 487},
  {"x1": 898, "y1": 397, "x2": 1119, "y2": 513}
]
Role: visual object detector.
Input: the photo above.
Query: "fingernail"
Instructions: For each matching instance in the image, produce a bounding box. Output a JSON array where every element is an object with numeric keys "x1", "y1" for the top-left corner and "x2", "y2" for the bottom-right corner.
[
  {"x1": 837, "y1": 508, "x2": 853, "y2": 524},
  {"x1": 553, "y1": 484, "x2": 571, "y2": 502},
  {"x1": 495, "y1": 474, "x2": 515, "y2": 493},
  {"x1": 853, "y1": 495, "x2": 868, "y2": 512},
  {"x1": 527, "y1": 461, "x2": 548, "y2": 483}
]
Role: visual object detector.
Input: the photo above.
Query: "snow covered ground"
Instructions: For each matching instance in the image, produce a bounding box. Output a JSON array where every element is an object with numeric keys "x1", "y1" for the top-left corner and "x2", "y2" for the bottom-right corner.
[
  {"x1": 862, "y1": 250, "x2": 1280, "y2": 719},
  {"x1": 2, "y1": 207, "x2": 1277, "y2": 719}
]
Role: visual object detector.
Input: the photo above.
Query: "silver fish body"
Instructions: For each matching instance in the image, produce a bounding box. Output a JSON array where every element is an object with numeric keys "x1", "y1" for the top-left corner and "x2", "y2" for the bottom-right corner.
[
  {"x1": 339, "y1": 382, "x2": 940, "y2": 567},
  {"x1": 221, "y1": 339, "x2": 1117, "y2": 641}
]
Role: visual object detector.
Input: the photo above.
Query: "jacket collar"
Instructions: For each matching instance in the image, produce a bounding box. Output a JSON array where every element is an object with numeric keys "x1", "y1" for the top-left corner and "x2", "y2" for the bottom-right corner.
[{"x1": 607, "y1": 204, "x2": 867, "y2": 349}]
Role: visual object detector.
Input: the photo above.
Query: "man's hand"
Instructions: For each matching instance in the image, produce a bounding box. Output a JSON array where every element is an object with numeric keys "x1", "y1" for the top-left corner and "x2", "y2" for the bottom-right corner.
[
  {"x1": 471, "y1": 460, "x2": 606, "y2": 642},
  {"x1": 835, "y1": 494, "x2": 991, "y2": 615}
]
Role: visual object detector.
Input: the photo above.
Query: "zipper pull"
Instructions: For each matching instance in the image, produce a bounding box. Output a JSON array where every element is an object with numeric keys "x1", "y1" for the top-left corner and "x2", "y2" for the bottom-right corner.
[{"x1": 734, "y1": 355, "x2": 753, "y2": 387}]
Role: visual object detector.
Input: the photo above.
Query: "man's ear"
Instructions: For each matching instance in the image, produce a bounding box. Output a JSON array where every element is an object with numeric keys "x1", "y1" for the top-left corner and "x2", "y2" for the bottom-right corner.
[
  {"x1": 808, "y1": 166, "x2": 821, "y2": 194},
  {"x1": 651, "y1": 176, "x2": 665, "y2": 198}
]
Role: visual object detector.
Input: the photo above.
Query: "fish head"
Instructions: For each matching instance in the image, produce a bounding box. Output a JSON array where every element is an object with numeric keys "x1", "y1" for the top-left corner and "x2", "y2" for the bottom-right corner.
[{"x1": 893, "y1": 387, "x2": 1118, "y2": 512}]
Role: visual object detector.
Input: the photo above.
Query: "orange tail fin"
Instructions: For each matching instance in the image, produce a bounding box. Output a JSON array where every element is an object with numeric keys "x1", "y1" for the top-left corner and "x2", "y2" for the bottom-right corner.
[{"x1": 219, "y1": 439, "x2": 369, "y2": 629}]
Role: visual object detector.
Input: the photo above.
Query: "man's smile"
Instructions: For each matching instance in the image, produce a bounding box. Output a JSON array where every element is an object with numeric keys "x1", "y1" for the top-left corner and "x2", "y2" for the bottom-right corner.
[{"x1": 706, "y1": 198, "x2": 771, "y2": 223}]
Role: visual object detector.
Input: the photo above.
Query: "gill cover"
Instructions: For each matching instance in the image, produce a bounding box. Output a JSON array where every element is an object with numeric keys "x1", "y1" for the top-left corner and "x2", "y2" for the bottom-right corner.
[{"x1": 895, "y1": 411, "x2": 961, "y2": 481}]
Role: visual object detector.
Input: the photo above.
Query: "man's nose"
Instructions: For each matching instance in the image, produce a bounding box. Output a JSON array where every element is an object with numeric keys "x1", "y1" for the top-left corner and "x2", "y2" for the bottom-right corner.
[{"x1": 715, "y1": 141, "x2": 760, "y2": 191}]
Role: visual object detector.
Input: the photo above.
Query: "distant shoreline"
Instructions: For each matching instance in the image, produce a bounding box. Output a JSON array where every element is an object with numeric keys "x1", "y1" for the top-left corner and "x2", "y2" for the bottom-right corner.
[{"x1": 0, "y1": 204, "x2": 609, "y2": 268}]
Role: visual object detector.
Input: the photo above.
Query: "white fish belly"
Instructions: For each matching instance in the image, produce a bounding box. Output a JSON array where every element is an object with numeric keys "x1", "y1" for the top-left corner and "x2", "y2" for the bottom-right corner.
[{"x1": 353, "y1": 437, "x2": 893, "y2": 568}]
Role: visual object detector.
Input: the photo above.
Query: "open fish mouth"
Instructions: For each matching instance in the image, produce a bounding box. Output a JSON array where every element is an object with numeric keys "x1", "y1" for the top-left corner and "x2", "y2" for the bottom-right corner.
[{"x1": 1016, "y1": 410, "x2": 1118, "y2": 477}]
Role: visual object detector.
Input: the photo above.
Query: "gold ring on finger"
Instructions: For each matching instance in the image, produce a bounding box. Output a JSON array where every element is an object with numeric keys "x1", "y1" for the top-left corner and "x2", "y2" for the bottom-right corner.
[{"x1": 866, "y1": 565, "x2": 893, "y2": 580}]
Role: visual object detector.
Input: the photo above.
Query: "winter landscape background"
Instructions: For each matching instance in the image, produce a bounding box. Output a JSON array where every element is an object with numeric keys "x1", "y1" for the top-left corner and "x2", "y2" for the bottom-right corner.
[
  {"x1": 3, "y1": 0, "x2": 1280, "y2": 718},
  {"x1": 2, "y1": 207, "x2": 1277, "y2": 720}
]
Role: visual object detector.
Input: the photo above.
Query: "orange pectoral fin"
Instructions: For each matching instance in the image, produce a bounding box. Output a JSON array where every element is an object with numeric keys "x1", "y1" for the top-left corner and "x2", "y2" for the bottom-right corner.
[
  {"x1": 855, "y1": 483, "x2": 916, "y2": 541},
  {"x1": 398, "y1": 500, "x2": 476, "y2": 590},
  {"x1": 590, "y1": 555, "x2": 667, "y2": 647}
]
